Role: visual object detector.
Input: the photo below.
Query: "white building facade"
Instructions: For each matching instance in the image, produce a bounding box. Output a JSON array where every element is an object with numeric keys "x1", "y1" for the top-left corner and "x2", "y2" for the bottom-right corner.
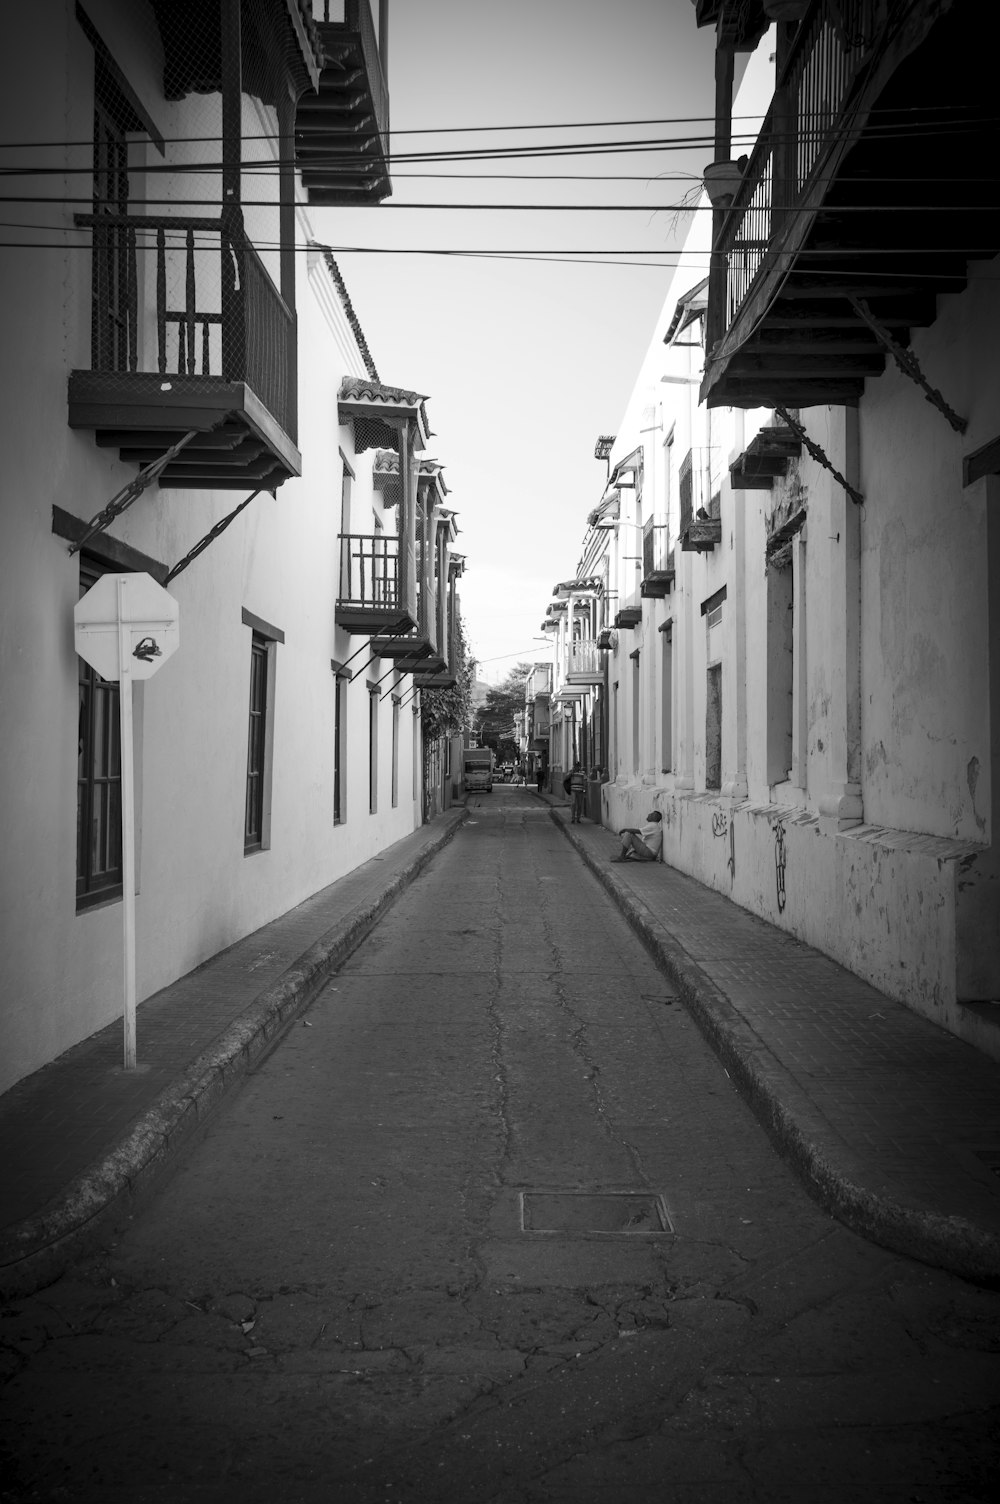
[
  {"x1": 0, "y1": 1, "x2": 465, "y2": 1094},
  {"x1": 545, "y1": 0, "x2": 1000, "y2": 1057}
]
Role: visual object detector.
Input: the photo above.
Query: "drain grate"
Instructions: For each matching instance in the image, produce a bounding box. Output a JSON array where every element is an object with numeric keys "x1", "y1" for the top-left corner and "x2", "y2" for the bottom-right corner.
[{"x1": 520, "y1": 1191, "x2": 673, "y2": 1236}]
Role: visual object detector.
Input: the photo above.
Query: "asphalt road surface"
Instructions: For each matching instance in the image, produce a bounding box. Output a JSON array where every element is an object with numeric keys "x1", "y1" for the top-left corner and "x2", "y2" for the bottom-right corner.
[{"x1": 3, "y1": 785, "x2": 999, "y2": 1502}]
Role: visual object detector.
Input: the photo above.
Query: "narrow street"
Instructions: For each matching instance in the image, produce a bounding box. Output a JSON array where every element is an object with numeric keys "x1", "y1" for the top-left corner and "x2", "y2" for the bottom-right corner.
[{"x1": 3, "y1": 788, "x2": 999, "y2": 1503}]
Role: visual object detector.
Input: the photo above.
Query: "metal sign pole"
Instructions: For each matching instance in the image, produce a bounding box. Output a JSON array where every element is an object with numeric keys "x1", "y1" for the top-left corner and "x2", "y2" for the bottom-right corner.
[
  {"x1": 75, "y1": 571, "x2": 180, "y2": 1073},
  {"x1": 117, "y1": 577, "x2": 138, "y2": 1071}
]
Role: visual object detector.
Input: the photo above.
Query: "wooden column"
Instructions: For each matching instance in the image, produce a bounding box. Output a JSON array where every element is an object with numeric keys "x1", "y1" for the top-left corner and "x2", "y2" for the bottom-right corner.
[{"x1": 220, "y1": 0, "x2": 242, "y2": 209}]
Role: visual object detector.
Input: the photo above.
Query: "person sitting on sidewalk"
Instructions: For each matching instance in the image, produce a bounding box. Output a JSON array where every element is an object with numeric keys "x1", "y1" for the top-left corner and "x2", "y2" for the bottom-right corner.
[{"x1": 610, "y1": 810, "x2": 663, "y2": 863}]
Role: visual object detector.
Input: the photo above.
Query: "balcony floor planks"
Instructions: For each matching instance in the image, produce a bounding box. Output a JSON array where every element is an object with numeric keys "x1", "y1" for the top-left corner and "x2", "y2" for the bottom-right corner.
[{"x1": 69, "y1": 370, "x2": 302, "y2": 488}]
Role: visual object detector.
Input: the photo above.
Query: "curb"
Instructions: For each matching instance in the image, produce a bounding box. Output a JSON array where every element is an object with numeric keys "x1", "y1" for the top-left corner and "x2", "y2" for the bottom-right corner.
[
  {"x1": 552, "y1": 810, "x2": 1000, "y2": 1286},
  {"x1": 0, "y1": 810, "x2": 466, "y2": 1298}
]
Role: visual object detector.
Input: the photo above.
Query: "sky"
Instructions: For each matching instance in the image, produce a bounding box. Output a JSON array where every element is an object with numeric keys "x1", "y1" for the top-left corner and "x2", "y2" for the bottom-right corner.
[{"x1": 308, "y1": 0, "x2": 720, "y2": 681}]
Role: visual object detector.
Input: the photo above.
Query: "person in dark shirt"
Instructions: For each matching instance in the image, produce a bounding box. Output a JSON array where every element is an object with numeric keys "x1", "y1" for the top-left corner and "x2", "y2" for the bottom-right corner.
[{"x1": 568, "y1": 762, "x2": 588, "y2": 823}]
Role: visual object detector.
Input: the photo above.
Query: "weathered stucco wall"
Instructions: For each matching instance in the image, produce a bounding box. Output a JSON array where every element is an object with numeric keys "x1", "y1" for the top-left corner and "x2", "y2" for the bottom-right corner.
[
  {"x1": 858, "y1": 276, "x2": 995, "y2": 843},
  {"x1": 602, "y1": 782, "x2": 976, "y2": 1038}
]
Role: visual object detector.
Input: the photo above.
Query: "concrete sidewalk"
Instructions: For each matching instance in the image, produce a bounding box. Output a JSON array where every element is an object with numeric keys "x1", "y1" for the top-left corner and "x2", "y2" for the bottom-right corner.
[
  {"x1": 550, "y1": 803, "x2": 1000, "y2": 1285},
  {"x1": 0, "y1": 809, "x2": 466, "y2": 1298}
]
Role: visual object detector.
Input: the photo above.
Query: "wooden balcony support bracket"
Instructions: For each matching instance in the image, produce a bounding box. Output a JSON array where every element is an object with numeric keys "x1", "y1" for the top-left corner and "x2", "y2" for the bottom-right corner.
[
  {"x1": 352, "y1": 619, "x2": 417, "y2": 680},
  {"x1": 773, "y1": 406, "x2": 864, "y2": 508},
  {"x1": 848, "y1": 297, "x2": 967, "y2": 435},
  {"x1": 67, "y1": 430, "x2": 199, "y2": 555}
]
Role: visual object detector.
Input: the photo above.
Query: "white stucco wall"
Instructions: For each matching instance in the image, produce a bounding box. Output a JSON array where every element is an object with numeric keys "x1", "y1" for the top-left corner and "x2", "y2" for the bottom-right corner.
[
  {"x1": 0, "y1": 2, "x2": 426, "y2": 1093},
  {"x1": 588, "y1": 41, "x2": 998, "y2": 1043}
]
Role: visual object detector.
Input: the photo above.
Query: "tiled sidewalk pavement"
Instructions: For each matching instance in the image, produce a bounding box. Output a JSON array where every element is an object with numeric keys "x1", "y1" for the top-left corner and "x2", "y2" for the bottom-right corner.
[
  {"x1": 0, "y1": 809, "x2": 466, "y2": 1296},
  {"x1": 552, "y1": 804, "x2": 1000, "y2": 1284}
]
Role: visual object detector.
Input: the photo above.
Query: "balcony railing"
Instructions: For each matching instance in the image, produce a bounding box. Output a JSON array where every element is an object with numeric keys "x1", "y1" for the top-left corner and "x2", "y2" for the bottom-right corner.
[
  {"x1": 678, "y1": 449, "x2": 721, "y2": 553},
  {"x1": 565, "y1": 638, "x2": 603, "y2": 684},
  {"x1": 338, "y1": 531, "x2": 400, "y2": 611},
  {"x1": 641, "y1": 516, "x2": 674, "y2": 598},
  {"x1": 715, "y1": 0, "x2": 878, "y2": 341},
  {"x1": 75, "y1": 213, "x2": 297, "y2": 442}
]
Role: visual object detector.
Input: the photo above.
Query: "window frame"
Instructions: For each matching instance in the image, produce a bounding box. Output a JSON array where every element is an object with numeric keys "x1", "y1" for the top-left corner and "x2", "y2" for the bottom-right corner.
[
  {"x1": 332, "y1": 659, "x2": 349, "y2": 825},
  {"x1": 391, "y1": 692, "x2": 400, "y2": 808},
  {"x1": 242, "y1": 610, "x2": 282, "y2": 854},
  {"x1": 77, "y1": 554, "x2": 125, "y2": 910},
  {"x1": 368, "y1": 683, "x2": 379, "y2": 814}
]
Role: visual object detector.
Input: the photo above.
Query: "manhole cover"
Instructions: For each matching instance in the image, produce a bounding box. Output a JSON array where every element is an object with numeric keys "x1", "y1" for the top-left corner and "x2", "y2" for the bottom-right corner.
[{"x1": 520, "y1": 1191, "x2": 672, "y2": 1235}]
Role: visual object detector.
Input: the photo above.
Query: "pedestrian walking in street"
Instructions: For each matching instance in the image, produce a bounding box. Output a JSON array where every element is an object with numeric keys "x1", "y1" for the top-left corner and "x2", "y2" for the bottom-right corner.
[
  {"x1": 535, "y1": 762, "x2": 546, "y2": 793},
  {"x1": 611, "y1": 810, "x2": 663, "y2": 862},
  {"x1": 568, "y1": 761, "x2": 588, "y2": 823}
]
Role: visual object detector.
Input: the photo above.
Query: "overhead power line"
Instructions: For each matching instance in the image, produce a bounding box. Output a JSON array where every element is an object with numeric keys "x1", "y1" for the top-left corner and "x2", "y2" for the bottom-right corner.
[
  {"x1": 1, "y1": 113, "x2": 994, "y2": 175},
  {"x1": 0, "y1": 100, "x2": 984, "y2": 152},
  {"x1": 0, "y1": 195, "x2": 993, "y2": 214}
]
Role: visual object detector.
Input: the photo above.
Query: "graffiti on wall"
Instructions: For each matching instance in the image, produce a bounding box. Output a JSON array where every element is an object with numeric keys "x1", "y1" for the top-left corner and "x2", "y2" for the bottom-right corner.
[
  {"x1": 713, "y1": 807, "x2": 736, "y2": 884},
  {"x1": 774, "y1": 819, "x2": 787, "y2": 912}
]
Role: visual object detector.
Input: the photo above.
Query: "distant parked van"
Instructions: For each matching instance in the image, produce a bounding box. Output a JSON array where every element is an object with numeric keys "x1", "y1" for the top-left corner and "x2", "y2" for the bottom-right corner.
[{"x1": 463, "y1": 748, "x2": 493, "y2": 792}]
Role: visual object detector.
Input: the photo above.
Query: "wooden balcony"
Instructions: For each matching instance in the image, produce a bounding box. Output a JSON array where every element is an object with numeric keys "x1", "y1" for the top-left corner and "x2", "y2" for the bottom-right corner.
[
  {"x1": 296, "y1": 2, "x2": 391, "y2": 205},
  {"x1": 640, "y1": 517, "x2": 674, "y2": 597},
  {"x1": 336, "y1": 531, "x2": 415, "y2": 634},
  {"x1": 678, "y1": 448, "x2": 721, "y2": 553},
  {"x1": 565, "y1": 639, "x2": 604, "y2": 685},
  {"x1": 730, "y1": 424, "x2": 803, "y2": 490},
  {"x1": 371, "y1": 633, "x2": 445, "y2": 675},
  {"x1": 700, "y1": 0, "x2": 996, "y2": 410},
  {"x1": 69, "y1": 216, "x2": 300, "y2": 489}
]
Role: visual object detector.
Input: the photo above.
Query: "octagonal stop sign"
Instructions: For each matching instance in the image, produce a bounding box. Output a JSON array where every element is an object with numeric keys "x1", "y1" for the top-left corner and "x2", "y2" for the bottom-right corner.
[{"x1": 74, "y1": 572, "x2": 179, "y2": 681}]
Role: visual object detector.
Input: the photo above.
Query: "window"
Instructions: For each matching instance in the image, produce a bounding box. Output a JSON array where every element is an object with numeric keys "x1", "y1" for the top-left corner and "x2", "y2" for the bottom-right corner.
[
  {"x1": 77, "y1": 556, "x2": 123, "y2": 908},
  {"x1": 766, "y1": 561, "x2": 794, "y2": 787},
  {"x1": 704, "y1": 591, "x2": 724, "y2": 793},
  {"x1": 368, "y1": 685, "x2": 379, "y2": 813},
  {"x1": 660, "y1": 624, "x2": 673, "y2": 773},
  {"x1": 245, "y1": 634, "x2": 269, "y2": 851},
  {"x1": 612, "y1": 680, "x2": 619, "y2": 778},
  {"x1": 92, "y1": 61, "x2": 132, "y2": 374},
  {"x1": 706, "y1": 664, "x2": 722, "y2": 791},
  {"x1": 391, "y1": 694, "x2": 400, "y2": 807},
  {"x1": 630, "y1": 650, "x2": 640, "y2": 774},
  {"x1": 243, "y1": 610, "x2": 282, "y2": 852},
  {"x1": 340, "y1": 452, "x2": 354, "y2": 535},
  {"x1": 662, "y1": 427, "x2": 674, "y2": 543},
  {"x1": 332, "y1": 661, "x2": 348, "y2": 824}
]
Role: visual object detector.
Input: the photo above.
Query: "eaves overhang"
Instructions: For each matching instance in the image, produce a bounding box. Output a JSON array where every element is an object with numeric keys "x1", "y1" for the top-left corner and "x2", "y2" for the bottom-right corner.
[
  {"x1": 338, "y1": 377, "x2": 431, "y2": 452},
  {"x1": 610, "y1": 448, "x2": 642, "y2": 487},
  {"x1": 552, "y1": 576, "x2": 602, "y2": 599}
]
